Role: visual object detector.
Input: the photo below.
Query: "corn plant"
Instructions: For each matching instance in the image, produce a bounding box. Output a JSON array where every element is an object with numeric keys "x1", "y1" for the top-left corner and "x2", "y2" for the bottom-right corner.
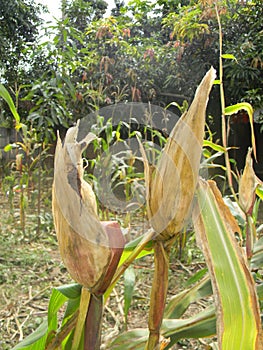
[{"x1": 0, "y1": 84, "x2": 51, "y2": 235}]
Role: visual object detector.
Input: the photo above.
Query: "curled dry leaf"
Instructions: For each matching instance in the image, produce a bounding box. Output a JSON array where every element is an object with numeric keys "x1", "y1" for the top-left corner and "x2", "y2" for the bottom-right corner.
[
  {"x1": 140, "y1": 67, "x2": 216, "y2": 240},
  {"x1": 52, "y1": 121, "x2": 124, "y2": 294}
]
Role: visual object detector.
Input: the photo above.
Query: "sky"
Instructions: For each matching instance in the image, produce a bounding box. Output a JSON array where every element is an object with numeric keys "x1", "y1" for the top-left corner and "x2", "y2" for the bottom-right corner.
[
  {"x1": 38, "y1": 0, "x2": 62, "y2": 22},
  {"x1": 38, "y1": 0, "x2": 117, "y2": 22}
]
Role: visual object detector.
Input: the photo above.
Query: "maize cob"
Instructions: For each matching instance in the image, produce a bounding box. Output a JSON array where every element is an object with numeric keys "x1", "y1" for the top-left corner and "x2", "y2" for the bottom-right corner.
[
  {"x1": 141, "y1": 67, "x2": 216, "y2": 240},
  {"x1": 52, "y1": 121, "x2": 124, "y2": 294}
]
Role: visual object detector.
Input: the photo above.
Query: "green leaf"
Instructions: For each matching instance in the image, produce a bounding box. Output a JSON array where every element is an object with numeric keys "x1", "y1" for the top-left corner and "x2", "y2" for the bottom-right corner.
[
  {"x1": 185, "y1": 268, "x2": 208, "y2": 287},
  {"x1": 11, "y1": 284, "x2": 79, "y2": 349},
  {"x1": 256, "y1": 284, "x2": 263, "y2": 302},
  {"x1": 163, "y1": 306, "x2": 216, "y2": 347},
  {"x1": 45, "y1": 285, "x2": 82, "y2": 348},
  {"x1": 225, "y1": 102, "x2": 253, "y2": 116},
  {"x1": 213, "y1": 79, "x2": 221, "y2": 85},
  {"x1": 0, "y1": 84, "x2": 20, "y2": 124},
  {"x1": 56, "y1": 283, "x2": 82, "y2": 299},
  {"x1": 164, "y1": 274, "x2": 212, "y2": 319},
  {"x1": 256, "y1": 185, "x2": 263, "y2": 201},
  {"x1": 48, "y1": 288, "x2": 68, "y2": 334},
  {"x1": 12, "y1": 320, "x2": 48, "y2": 350},
  {"x1": 251, "y1": 236, "x2": 263, "y2": 270},
  {"x1": 124, "y1": 266, "x2": 136, "y2": 321},
  {"x1": 110, "y1": 329, "x2": 148, "y2": 350},
  {"x1": 63, "y1": 297, "x2": 81, "y2": 321},
  {"x1": 110, "y1": 306, "x2": 217, "y2": 349},
  {"x1": 223, "y1": 197, "x2": 246, "y2": 227},
  {"x1": 194, "y1": 179, "x2": 261, "y2": 349},
  {"x1": 225, "y1": 102, "x2": 256, "y2": 160},
  {"x1": 203, "y1": 140, "x2": 225, "y2": 153},
  {"x1": 4, "y1": 143, "x2": 17, "y2": 152},
  {"x1": 118, "y1": 236, "x2": 153, "y2": 267},
  {"x1": 221, "y1": 53, "x2": 237, "y2": 61}
]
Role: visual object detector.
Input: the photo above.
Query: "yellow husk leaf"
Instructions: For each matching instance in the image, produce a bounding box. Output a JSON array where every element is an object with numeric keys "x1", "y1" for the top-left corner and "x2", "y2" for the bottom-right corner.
[{"x1": 143, "y1": 67, "x2": 216, "y2": 239}]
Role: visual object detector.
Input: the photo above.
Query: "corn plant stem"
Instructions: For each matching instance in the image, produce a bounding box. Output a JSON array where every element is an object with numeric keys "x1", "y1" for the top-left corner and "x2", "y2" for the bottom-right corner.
[
  {"x1": 109, "y1": 228, "x2": 155, "y2": 289},
  {"x1": 145, "y1": 241, "x2": 169, "y2": 350},
  {"x1": 72, "y1": 287, "x2": 91, "y2": 350},
  {"x1": 84, "y1": 294, "x2": 103, "y2": 350},
  {"x1": 246, "y1": 214, "x2": 256, "y2": 260},
  {"x1": 215, "y1": 5, "x2": 237, "y2": 201}
]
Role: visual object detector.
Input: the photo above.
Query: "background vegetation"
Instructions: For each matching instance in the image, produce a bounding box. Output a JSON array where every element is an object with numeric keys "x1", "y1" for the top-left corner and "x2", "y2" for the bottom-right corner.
[{"x1": 0, "y1": 0, "x2": 262, "y2": 349}]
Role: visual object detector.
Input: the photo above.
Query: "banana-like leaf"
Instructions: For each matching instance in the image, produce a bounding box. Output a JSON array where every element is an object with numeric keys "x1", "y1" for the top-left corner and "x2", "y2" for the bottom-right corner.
[
  {"x1": 0, "y1": 84, "x2": 21, "y2": 127},
  {"x1": 194, "y1": 179, "x2": 262, "y2": 349}
]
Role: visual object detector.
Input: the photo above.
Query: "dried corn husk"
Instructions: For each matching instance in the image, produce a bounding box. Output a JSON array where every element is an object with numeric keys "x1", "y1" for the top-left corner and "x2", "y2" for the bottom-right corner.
[
  {"x1": 239, "y1": 148, "x2": 257, "y2": 215},
  {"x1": 52, "y1": 121, "x2": 124, "y2": 294},
  {"x1": 140, "y1": 68, "x2": 216, "y2": 240}
]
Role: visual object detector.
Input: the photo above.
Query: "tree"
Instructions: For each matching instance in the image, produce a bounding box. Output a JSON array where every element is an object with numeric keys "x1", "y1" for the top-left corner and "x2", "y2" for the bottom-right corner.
[
  {"x1": 223, "y1": 0, "x2": 263, "y2": 108},
  {"x1": 0, "y1": 0, "x2": 45, "y2": 86},
  {"x1": 62, "y1": 0, "x2": 108, "y2": 33}
]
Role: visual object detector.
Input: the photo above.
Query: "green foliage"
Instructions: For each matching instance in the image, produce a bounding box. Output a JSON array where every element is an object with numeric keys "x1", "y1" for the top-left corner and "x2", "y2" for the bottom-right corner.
[
  {"x1": 223, "y1": 0, "x2": 263, "y2": 106},
  {"x1": 0, "y1": 84, "x2": 52, "y2": 234},
  {"x1": 63, "y1": 0, "x2": 108, "y2": 32},
  {"x1": 0, "y1": 0, "x2": 262, "y2": 135},
  {"x1": 23, "y1": 74, "x2": 74, "y2": 140},
  {"x1": 0, "y1": 84, "x2": 21, "y2": 128},
  {"x1": 0, "y1": 0, "x2": 45, "y2": 85}
]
